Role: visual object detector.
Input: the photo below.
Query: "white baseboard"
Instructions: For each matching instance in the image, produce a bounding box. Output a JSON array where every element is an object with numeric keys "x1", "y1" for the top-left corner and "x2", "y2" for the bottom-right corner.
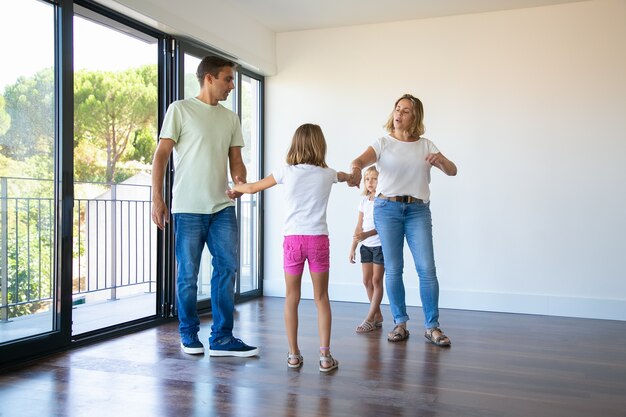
[{"x1": 263, "y1": 279, "x2": 626, "y2": 321}]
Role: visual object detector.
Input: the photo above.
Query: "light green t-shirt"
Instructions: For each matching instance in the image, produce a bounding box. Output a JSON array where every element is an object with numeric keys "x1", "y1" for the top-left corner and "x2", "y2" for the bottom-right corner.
[{"x1": 159, "y1": 97, "x2": 244, "y2": 214}]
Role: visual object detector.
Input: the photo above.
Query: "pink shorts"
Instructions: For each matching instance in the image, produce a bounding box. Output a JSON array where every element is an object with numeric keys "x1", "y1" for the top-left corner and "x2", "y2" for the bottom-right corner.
[{"x1": 283, "y1": 235, "x2": 330, "y2": 275}]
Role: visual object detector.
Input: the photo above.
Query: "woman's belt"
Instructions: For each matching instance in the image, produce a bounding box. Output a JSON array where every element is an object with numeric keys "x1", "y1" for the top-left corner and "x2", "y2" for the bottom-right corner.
[{"x1": 377, "y1": 194, "x2": 424, "y2": 204}]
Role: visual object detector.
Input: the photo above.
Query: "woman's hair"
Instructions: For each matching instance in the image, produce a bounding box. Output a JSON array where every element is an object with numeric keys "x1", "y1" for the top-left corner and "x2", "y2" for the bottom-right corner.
[
  {"x1": 362, "y1": 166, "x2": 379, "y2": 196},
  {"x1": 384, "y1": 94, "x2": 425, "y2": 137},
  {"x1": 286, "y1": 123, "x2": 328, "y2": 167}
]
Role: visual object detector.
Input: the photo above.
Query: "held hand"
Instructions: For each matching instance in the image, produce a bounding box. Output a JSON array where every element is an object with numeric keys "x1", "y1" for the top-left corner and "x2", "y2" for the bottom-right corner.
[
  {"x1": 354, "y1": 231, "x2": 367, "y2": 242},
  {"x1": 347, "y1": 177, "x2": 360, "y2": 188},
  {"x1": 348, "y1": 169, "x2": 362, "y2": 188},
  {"x1": 226, "y1": 188, "x2": 243, "y2": 200},
  {"x1": 226, "y1": 175, "x2": 246, "y2": 200}
]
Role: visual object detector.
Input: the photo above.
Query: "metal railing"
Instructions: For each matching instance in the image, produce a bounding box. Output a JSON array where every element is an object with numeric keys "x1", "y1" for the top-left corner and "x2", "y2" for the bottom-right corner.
[
  {"x1": 1, "y1": 176, "x2": 155, "y2": 322},
  {"x1": 1, "y1": 175, "x2": 256, "y2": 323}
]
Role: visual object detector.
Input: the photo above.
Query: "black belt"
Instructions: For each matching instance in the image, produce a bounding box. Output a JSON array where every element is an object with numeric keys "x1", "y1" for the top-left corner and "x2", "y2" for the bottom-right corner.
[{"x1": 377, "y1": 194, "x2": 424, "y2": 204}]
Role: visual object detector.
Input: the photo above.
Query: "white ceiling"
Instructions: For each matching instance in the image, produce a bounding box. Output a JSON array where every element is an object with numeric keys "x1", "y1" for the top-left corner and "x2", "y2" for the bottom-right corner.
[{"x1": 228, "y1": 0, "x2": 587, "y2": 32}]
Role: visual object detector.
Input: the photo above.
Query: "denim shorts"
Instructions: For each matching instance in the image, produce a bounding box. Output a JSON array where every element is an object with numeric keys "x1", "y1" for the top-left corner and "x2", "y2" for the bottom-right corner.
[
  {"x1": 283, "y1": 235, "x2": 330, "y2": 275},
  {"x1": 360, "y1": 245, "x2": 384, "y2": 265}
]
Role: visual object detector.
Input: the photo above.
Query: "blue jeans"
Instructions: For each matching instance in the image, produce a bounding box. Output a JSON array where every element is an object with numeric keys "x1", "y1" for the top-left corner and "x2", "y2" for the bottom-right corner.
[
  {"x1": 373, "y1": 198, "x2": 440, "y2": 329},
  {"x1": 173, "y1": 207, "x2": 238, "y2": 345}
]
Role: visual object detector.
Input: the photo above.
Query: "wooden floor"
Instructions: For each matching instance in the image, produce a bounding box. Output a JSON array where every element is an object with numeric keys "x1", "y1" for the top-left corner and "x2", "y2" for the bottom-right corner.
[{"x1": 1, "y1": 297, "x2": 625, "y2": 417}]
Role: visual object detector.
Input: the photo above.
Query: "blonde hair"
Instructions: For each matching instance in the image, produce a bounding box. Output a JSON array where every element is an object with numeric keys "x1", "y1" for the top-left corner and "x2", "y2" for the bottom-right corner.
[
  {"x1": 361, "y1": 166, "x2": 379, "y2": 196},
  {"x1": 286, "y1": 123, "x2": 328, "y2": 168},
  {"x1": 383, "y1": 94, "x2": 425, "y2": 137}
]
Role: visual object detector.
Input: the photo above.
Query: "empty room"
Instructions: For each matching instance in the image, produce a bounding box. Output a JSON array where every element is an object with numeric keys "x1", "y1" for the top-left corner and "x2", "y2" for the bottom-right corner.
[{"x1": 1, "y1": 1, "x2": 625, "y2": 416}]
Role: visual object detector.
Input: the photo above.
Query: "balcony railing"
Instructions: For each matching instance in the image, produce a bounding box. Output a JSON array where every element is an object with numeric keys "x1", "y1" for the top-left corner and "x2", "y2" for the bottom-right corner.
[
  {"x1": 1, "y1": 175, "x2": 256, "y2": 325},
  {"x1": 0, "y1": 175, "x2": 155, "y2": 322}
]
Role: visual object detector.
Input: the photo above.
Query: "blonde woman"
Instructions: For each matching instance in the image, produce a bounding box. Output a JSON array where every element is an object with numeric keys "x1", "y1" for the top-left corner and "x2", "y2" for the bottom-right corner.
[
  {"x1": 349, "y1": 94, "x2": 457, "y2": 347},
  {"x1": 349, "y1": 166, "x2": 385, "y2": 333},
  {"x1": 232, "y1": 123, "x2": 350, "y2": 371}
]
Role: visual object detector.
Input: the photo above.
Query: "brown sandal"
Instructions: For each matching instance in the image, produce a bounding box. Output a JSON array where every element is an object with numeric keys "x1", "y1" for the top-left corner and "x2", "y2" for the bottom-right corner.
[
  {"x1": 387, "y1": 325, "x2": 410, "y2": 342},
  {"x1": 424, "y1": 327, "x2": 451, "y2": 347}
]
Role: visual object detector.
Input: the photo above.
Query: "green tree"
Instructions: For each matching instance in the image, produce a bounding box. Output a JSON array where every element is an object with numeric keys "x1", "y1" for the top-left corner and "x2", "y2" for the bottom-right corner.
[
  {"x1": 124, "y1": 126, "x2": 156, "y2": 164},
  {"x1": 0, "y1": 96, "x2": 10, "y2": 136},
  {"x1": 0, "y1": 65, "x2": 158, "y2": 320},
  {"x1": 4, "y1": 192, "x2": 54, "y2": 318},
  {"x1": 0, "y1": 68, "x2": 54, "y2": 160},
  {"x1": 74, "y1": 65, "x2": 157, "y2": 183}
]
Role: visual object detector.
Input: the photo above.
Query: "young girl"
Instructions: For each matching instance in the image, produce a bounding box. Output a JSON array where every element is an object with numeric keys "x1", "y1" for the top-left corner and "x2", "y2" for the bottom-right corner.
[
  {"x1": 231, "y1": 123, "x2": 349, "y2": 372},
  {"x1": 348, "y1": 166, "x2": 385, "y2": 333}
]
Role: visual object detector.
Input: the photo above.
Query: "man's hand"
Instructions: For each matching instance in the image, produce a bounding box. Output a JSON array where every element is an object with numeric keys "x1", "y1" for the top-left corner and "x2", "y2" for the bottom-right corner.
[
  {"x1": 226, "y1": 175, "x2": 245, "y2": 200},
  {"x1": 151, "y1": 198, "x2": 169, "y2": 230}
]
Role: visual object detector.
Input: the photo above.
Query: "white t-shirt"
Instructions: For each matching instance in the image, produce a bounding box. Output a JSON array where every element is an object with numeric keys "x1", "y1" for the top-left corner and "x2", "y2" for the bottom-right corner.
[
  {"x1": 159, "y1": 97, "x2": 244, "y2": 214},
  {"x1": 358, "y1": 195, "x2": 381, "y2": 247},
  {"x1": 272, "y1": 164, "x2": 338, "y2": 236},
  {"x1": 371, "y1": 135, "x2": 440, "y2": 202}
]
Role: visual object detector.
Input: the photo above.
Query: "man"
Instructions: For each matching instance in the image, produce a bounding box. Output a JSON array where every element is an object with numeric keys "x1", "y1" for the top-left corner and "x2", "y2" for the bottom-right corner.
[{"x1": 151, "y1": 55, "x2": 258, "y2": 357}]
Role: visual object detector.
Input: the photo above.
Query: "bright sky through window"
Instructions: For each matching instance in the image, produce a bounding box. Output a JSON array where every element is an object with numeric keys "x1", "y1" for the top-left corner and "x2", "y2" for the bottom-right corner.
[{"x1": 1, "y1": 0, "x2": 155, "y2": 91}]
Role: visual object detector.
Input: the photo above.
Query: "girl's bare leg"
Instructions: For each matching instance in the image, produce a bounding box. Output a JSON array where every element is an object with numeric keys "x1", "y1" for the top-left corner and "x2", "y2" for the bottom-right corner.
[
  {"x1": 310, "y1": 270, "x2": 331, "y2": 351},
  {"x1": 361, "y1": 262, "x2": 376, "y2": 322},
  {"x1": 361, "y1": 262, "x2": 374, "y2": 302},
  {"x1": 284, "y1": 272, "x2": 303, "y2": 365},
  {"x1": 366, "y1": 263, "x2": 384, "y2": 323}
]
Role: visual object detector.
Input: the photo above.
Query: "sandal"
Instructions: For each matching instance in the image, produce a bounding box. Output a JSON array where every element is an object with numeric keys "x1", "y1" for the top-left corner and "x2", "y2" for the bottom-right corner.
[
  {"x1": 387, "y1": 325, "x2": 410, "y2": 342},
  {"x1": 356, "y1": 319, "x2": 377, "y2": 333},
  {"x1": 375, "y1": 320, "x2": 384, "y2": 328},
  {"x1": 287, "y1": 352, "x2": 304, "y2": 368},
  {"x1": 424, "y1": 327, "x2": 451, "y2": 347},
  {"x1": 319, "y1": 354, "x2": 339, "y2": 372}
]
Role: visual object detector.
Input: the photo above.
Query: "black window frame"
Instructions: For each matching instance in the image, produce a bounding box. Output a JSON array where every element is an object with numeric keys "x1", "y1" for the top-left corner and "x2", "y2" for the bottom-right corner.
[{"x1": 0, "y1": 0, "x2": 265, "y2": 369}]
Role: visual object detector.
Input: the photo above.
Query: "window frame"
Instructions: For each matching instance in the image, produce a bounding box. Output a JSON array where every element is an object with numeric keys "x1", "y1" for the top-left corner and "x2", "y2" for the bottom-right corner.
[{"x1": 0, "y1": 0, "x2": 264, "y2": 368}]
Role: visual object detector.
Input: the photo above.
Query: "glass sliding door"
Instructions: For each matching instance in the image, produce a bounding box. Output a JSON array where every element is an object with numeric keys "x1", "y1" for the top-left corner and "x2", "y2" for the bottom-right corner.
[
  {"x1": 1, "y1": 0, "x2": 263, "y2": 368},
  {"x1": 238, "y1": 73, "x2": 262, "y2": 295},
  {"x1": 0, "y1": 0, "x2": 57, "y2": 344},
  {"x1": 71, "y1": 6, "x2": 159, "y2": 335}
]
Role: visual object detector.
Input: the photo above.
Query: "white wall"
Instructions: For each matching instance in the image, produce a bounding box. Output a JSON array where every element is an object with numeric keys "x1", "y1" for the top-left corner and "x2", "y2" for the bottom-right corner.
[
  {"x1": 99, "y1": 0, "x2": 276, "y2": 74},
  {"x1": 264, "y1": 0, "x2": 626, "y2": 320}
]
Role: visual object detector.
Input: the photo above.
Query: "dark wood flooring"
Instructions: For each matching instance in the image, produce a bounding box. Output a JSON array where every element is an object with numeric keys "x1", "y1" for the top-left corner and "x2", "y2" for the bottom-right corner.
[{"x1": 1, "y1": 296, "x2": 625, "y2": 417}]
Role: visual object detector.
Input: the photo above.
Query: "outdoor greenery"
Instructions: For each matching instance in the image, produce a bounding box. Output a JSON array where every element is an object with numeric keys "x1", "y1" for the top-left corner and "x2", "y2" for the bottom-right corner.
[
  {"x1": 0, "y1": 65, "x2": 157, "y2": 318},
  {"x1": 74, "y1": 65, "x2": 157, "y2": 183},
  {"x1": 1, "y1": 64, "x2": 256, "y2": 319}
]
